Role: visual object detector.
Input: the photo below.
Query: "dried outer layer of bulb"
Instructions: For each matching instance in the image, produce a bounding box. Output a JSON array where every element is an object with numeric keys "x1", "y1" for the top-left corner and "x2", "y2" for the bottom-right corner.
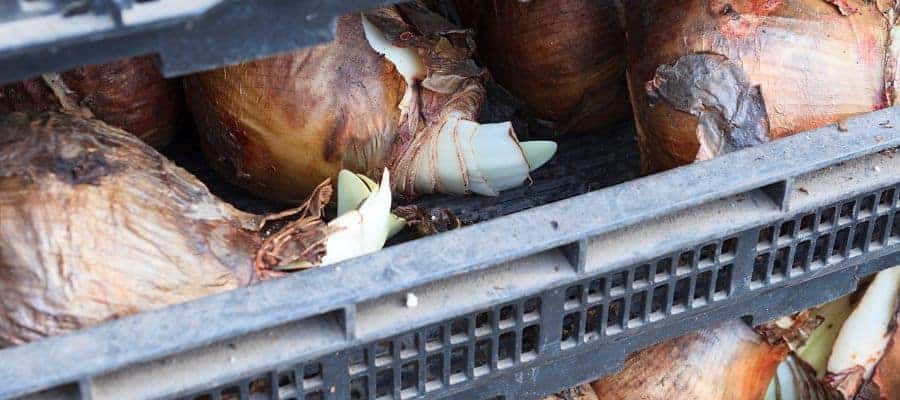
[
  {"x1": 623, "y1": 0, "x2": 894, "y2": 173},
  {"x1": 0, "y1": 112, "x2": 392, "y2": 346},
  {"x1": 591, "y1": 320, "x2": 787, "y2": 400},
  {"x1": 0, "y1": 55, "x2": 185, "y2": 148},
  {"x1": 454, "y1": 0, "x2": 632, "y2": 133}
]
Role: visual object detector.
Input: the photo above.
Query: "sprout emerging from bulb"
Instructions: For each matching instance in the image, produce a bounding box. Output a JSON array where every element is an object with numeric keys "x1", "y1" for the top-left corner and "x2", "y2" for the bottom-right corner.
[{"x1": 186, "y1": 3, "x2": 557, "y2": 203}]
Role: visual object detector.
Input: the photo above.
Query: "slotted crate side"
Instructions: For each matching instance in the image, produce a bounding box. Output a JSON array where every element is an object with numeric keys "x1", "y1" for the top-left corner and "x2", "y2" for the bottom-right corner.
[
  {"x1": 2, "y1": 107, "x2": 899, "y2": 400},
  {"x1": 174, "y1": 167, "x2": 900, "y2": 400},
  {"x1": 0, "y1": 0, "x2": 397, "y2": 85}
]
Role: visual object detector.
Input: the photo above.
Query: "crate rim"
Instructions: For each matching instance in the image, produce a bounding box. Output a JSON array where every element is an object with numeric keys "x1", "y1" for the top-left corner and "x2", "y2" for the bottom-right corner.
[{"x1": 1, "y1": 107, "x2": 899, "y2": 399}]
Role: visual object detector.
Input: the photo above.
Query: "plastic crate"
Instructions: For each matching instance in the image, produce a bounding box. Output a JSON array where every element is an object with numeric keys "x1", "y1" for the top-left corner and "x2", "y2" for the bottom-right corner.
[
  {"x1": 1, "y1": 106, "x2": 898, "y2": 400},
  {"x1": 0, "y1": 0, "x2": 390, "y2": 85}
]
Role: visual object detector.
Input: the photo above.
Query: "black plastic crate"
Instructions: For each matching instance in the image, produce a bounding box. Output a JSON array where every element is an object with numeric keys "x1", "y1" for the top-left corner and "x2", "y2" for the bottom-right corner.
[
  {"x1": 0, "y1": 0, "x2": 392, "y2": 85},
  {"x1": 2, "y1": 106, "x2": 898, "y2": 400}
]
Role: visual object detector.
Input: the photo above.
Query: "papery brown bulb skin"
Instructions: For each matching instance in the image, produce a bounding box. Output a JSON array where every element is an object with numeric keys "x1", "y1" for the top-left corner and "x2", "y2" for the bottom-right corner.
[
  {"x1": 0, "y1": 55, "x2": 186, "y2": 149},
  {"x1": 869, "y1": 310, "x2": 900, "y2": 399},
  {"x1": 624, "y1": 0, "x2": 890, "y2": 173},
  {"x1": 455, "y1": 0, "x2": 630, "y2": 133},
  {"x1": 591, "y1": 320, "x2": 786, "y2": 400},
  {"x1": 185, "y1": 13, "x2": 405, "y2": 203},
  {"x1": 0, "y1": 112, "x2": 260, "y2": 346}
]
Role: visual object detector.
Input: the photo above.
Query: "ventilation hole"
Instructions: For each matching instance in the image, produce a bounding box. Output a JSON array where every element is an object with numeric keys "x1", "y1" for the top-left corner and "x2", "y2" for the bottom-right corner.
[
  {"x1": 306, "y1": 391, "x2": 324, "y2": 400},
  {"x1": 564, "y1": 286, "x2": 581, "y2": 309},
  {"x1": 424, "y1": 326, "x2": 443, "y2": 352},
  {"x1": 450, "y1": 347, "x2": 467, "y2": 382},
  {"x1": 833, "y1": 227, "x2": 851, "y2": 259},
  {"x1": 374, "y1": 341, "x2": 393, "y2": 367},
  {"x1": 634, "y1": 264, "x2": 650, "y2": 286},
  {"x1": 486, "y1": 396, "x2": 506, "y2": 400},
  {"x1": 694, "y1": 270, "x2": 712, "y2": 304},
  {"x1": 450, "y1": 319, "x2": 468, "y2": 344},
  {"x1": 561, "y1": 312, "x2": 579, "y2": 346},
  {"x1": 375, "y1": 369, "x2": 393, "y2": 397},
  {"x1": 475, "y1": 312, "x2": 491, "y2": 336},
  {"x1": 779, "y1": 220, "x2": 795, "y2": 240},
  {"x1": 194, "y1": 395, "x2": 213, "y2": 400},
  {"x1": 350, "y1": 376, "x2": 368, "y2": 400},
  {"x1": 221, "y1": 387, "x2": 240, "y2": 397},
  {"x1": 813, "y1": 234, "x2": 830, "y2": 267},
  {"x1": 752, "y1": 253, "x2": 770, "y2": 284},
  {"x1": 674, "y1": 278, "x2": 691, "y2": 311},
  {"x1": 800, "y1": 214, "x2": 816, "y2": 234},
  {"x1": 401, "y1": 362, "x2": 418, "y2": 391},
  {"x1": 891, "y1": 212, "x2": 900, "y2": 239},
  {"x1": 523, "y1": 297, "x2": 541, "y2": 321},
  {"x1": 677, "y1": 251, "x2": 694, "y2": 273},
  {"x1": 715, "y1": 264, "x2": 732, "y2": 298},
  {"x1": 873, "y1": 215, "x2": 889, "y2": 246},
  {"x1": 499, "y1": 304, "x2": 516, "y2": 329},
  {"x1": 880, "y1": 188, "x2": 896, "y2": 209},
  {"x1": 860, "y1": 194, "x2": 876, "y2": 217},
  {"x1": 400, "y1": 333, "x2": 418, "y2": 359},
  {"x1": 425, "y1": 354, "x2": 442, "y2": 387},
  {"x1": 587, "y1": 278, "x2": 605, "y2": 301},
  {"x1": 772, "y1": 247, "x2": 789, "y2": 281},
  {"x1": 793, "y1": 241, "x2": 811, "y2": 272},
  {"x1": 607, "y1": 298, "x2": 624, "y2": 333},
  {"x1": 722, "y1": 237, "x2": 738, "y2": 257},
  {"x1": 852, "y1": 221, "x2": 869, "y2": 253},
  {"x1": 758, "y1": 226, "x2": 774, "y2": 246},
  {"x1": 585, "y1": 305, "x2": 602, "y2": 339},
  {"x1": 629, "y1": 291, "x2": 647, "y2": 324},
  {"x1": 474, "y1": 339, "x2": 491, "y2": 371},
  {"x1": 656, "y1": 258, "x2": 673, "y2": 279},
  {"x1": 840, "y1": 201, "x2": 856, "y2": 222},
  {"x1": 699, "y1": 244, "x2": 716, "y2": 265},
  {"x1": 278, "y1": 371, "x2": 295, "y2": 388},
  {"x1": 498, "y1": 332, "x2": 516, "y2": 366},
  {"x1": 349, "y1": 348, "x2": 367, "y2": 374},
  {"x1": 522, "y1": 325, "x2": 539, "y2": 359},
  {"x1": 651, "y1": 284, "x2": 669, "y2": 315},
  {"x1": 248, "y1": 376, "x2": 270, "y2": 395},
  {"x1": 610, "y1": 270, "x2": 627, "y2": 294},
  {"x1": 820, "y1": 207, "x2": 836, "y2": 229}
]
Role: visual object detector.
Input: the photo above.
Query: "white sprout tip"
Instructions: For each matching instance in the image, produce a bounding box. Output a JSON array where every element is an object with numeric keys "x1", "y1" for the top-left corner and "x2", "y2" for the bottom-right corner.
[
  {"x1": 387, "y1": 214, "x2": 406, "y2": 238},
  {"x1": 337, "y1": 169, "x2": 371, "y2": 216},
  {"x1": 521, "y1": 141, "x2": 557, "y2": 172}
]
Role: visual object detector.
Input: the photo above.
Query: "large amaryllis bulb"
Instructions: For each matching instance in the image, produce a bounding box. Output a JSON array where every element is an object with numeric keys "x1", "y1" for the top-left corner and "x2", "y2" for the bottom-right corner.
[
  {"x1": 0, "y1": 112, "x2": 392, "y2": 346},
  {"x1": 591, "y1": 320, "x2": 787, "y2": 400},
  {"x1": 454, "y1": 0, "x2": 631, "y2": 133},
  {"x1": 185, "y1": 2, "x2": 555, "y2": 203},
  {"x1": 0, "y1": 55, "x2": 185, "y2": 148},
  {"x1": 623, "y1": 0, "x2": 894, "y2": 173}
]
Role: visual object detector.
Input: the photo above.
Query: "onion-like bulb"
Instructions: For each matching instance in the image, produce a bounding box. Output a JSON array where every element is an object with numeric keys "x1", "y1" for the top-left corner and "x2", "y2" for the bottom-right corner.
[
  {"x1": 454, "y1": 0, "x2": 631, "y2": 133},
  {"x1": 623, "y1": 0, "x2": 894, "y2": 173},
  {"x1": 0, "y1": 55, "x2": 185, "y2": 148},
  {"x1": 0, "y1": 112, "x2": 392, "y2": 346},
  {"x1": 185, "y1": 2, "x2": 556, "y2": 203},
  {"x1": 590, "y1": 320, "x2": 787, "y2": 399}
]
